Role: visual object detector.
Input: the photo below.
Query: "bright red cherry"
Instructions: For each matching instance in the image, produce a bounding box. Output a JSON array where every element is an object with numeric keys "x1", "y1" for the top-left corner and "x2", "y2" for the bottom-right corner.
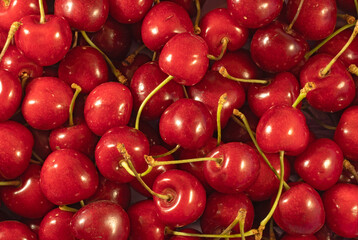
[
  {"x1": 0, "y1": 221, "x2": 37, "y2": 240},
  {"x1": 0, "y1": 70, "x2": 22, "y2": 122},
  {"x1": 109, "y1": 0, "x2": 153, "y2": 24}
]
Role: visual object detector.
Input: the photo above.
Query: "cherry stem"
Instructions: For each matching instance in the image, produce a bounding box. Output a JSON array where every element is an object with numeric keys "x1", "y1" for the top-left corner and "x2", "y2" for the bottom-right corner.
[
  {"x1": 182, "y1": 85, "x2": 189, "y2": 98},
  {"x1": 38, "y1": 0, "x2": 46, "y2": 24},
  {"x1": 32, "y1": 151, "x2": 44, "y2": 163},
  {"x1": 219, "y1": 67, "x2": 269, "y2": 85},
  {"x1": 117, "y1": 143, "x2": 170, "y2": 200},
  {"x1": 3, "y1": 0, "x2": 10, "y2": 7},
  {"x1": 217, "y1": 93, "x2": 228, "y2": 146},
  {"x1": 119, "y1": 161, "x2": 153, "y2": 177},
  {"x1": 59, "y1": 205, "x2": 78, "y2": 213},
  {"x1": 239, "y1": 209, "x2": 247, "y2": 240},
  {"x1": 292, "y1": 82, "x2": 316, "y2": 108},
  {"x1": 0, "y1": 21, "x2": 21, "y2": 62},
  {"x1": 154, "y1": 0, "x2": 160, "y2": 4},
  {"x1": 286, "y1": 0, "x2": 305, "y2": 32},
  {"x1": 213, "y1": 209, "x2": 246, "y2": 240},
  {"x1": 343, "y1": 159, "x2": 358, "y2": 182},
  {"x1": 355, "y1": 0, "x2": 358, "y2": 17},
  {"x1": 337, "y1": 14, "x2": 356, "y2": 24},
  {"x1": 135, "y1": 75, "x2": 174, "y2": 130},
  {"x1": 80, "y1": 31, "x2": 127, "y2": 85},
  {"x1": 152, "y1": 51, "x2": 157, "y2": 61},
  {"x1": 145, "y1": 155, "x2": 222, "y2": 167},
  {"x1": 231, "y1": 115, "x2": 256, "y2": 137},
  {"x1": 320, "y1": 20, "x2": 358, "y2": 77},
  {"x1": 152, "y1": 144, "x2": 181, "y2": 159},
  {"x1": 303, "y1": 107, "x2": 336, "y2": 130},
  {"x1": 348, "y1": 64, "x2": 358, "y2": 76},
  {"x1": 122, "y1": 44, "x2": 146, "y2": 66},
  {"x1": 166, "y1": 227, "x2": 259, "y2": 239},
  {"x1": 258, "y1": 151, "x2": 285, "y2": 239},
  {"x1": 207, "y1": 37, "x2": 230, "y2": 61},
  {"x1": 269, "y1": 219, "x2": 276, "y2": 240},
  {"x1": 305, "y1": 23, "x2": 356, "y2": 60},
  {"x1": 80, "y1": 200, "x2": 85, "y2": 207},
  {"x1": 139, "y1": 165, "x2": 153, "y2": 177},
  {"x1": 20, "y1": 72, "x2": 30, "y2": 89},
  {"x1": 0, "y1": 180, "x2": 21, "y2": 187},
  {"x1": 69, "y1": 83, "x2": 82, "y2": 127},
  {"x1": 233, "y1": 110, "x2": 290, "y2": 191},
  {"x1": 30, "y1": 159, "x2": 42, "y2": 165},
  {"x1": 194, "y1": 0, "x2": 201, "y2": 35},
  {"x1": 72, "y1": 31, "x2": 78, "y2": 48}
]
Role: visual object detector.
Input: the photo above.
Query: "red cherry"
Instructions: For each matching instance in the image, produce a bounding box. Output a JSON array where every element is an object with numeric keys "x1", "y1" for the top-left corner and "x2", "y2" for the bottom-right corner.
[
  {"x1": 281, "y1": 235, "x2": 318, "y2": 240},
  {"x1": 117, "y1": 53, "x2": 151, "y2": 81},
  {"x1": 0, "y1": 221, "x2": 37, "y2": 240},
  {"x1": 109, "y1": 0, "x2": 153, "y2": 24},
  {"x1": 30, "y1": 127, "x2": 52, "y2": 160},
  {"x1": 169, "y1": 228, "x2": 203, "y2": 240},
  {"x1": 0, "y1": 70, "x2": 22, "y2": 122}
]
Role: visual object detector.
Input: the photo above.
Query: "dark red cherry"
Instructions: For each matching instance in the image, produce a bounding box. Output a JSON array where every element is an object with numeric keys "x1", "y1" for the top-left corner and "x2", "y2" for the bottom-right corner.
[
  {"x1": 1, "y1": 164, "x2": 55, "y2": 219},
  {"x1": 227, "y1": 0, "x2": 283, "y2": 29},
  {"x1": 109, "y1": 0, "x2": 153, "y2": 24},
  {"x1": 0, "y1": 70, "x2": 22, "y2": 122},
  {"x1": 273, "y1": 183, "x2": 325, "y2": 235},
  {"x1": 22, "y1": 77, "x2": 73, "y2": 130},
  {"x1": 250, "y1": 21, "x2": 308, "y2": 73},
  {"x1": 84, "y1": 82, "x2": 133, "y2": 136},
  {"x1": 286, "y1": 0, "x2": 337, "y2": 40},
  {"x1": 164, "y1": 0, "x2": 206, "y2": 17},
  {"x1": 0, "y1": 121, "x2": 33, "y2": 179},
  {"x1": 322, "y1": 183, "x2": 358, "y2": 238},
  {"x1": 39, "y1": 208, "x2": 76, "y2": 240},
  {"x1": 117, "y1": 53, "x2": 151, "y2": 81},
  {"x1": 159, "y1": 32, "x2": 209, "y2": 86},
  {"x1": 153, "y1": 169, "x2": 206, "y2": 228},
  {"x1": 281, "y1": 235, "x2": 318, "y2": 240},
  {"x1": 256, "y1": 105, "x2": 309, "y2": 156},
  {"x1": 159, "y1": 98, "x2": 214, "y2": 150},
  {"x1": 141, "y1": 1, "x2": 193, "y2": 51},
  {"x1": 0, "y1": 221, "x2": 37, "y2": 240},
  {"x1": 70, "y1": 201, "x2": 130, "y2": 240},
  {"x1": 40, "y1": 149, "x2": 99, "y2": 205},
  {"x1": 55, "y1": 0, "x2": 109, "y2": 32},
  {"x1": 169, "y1": 228, "x2": 202, "y2": 240},
  {"x1": 336, "y1": 0, "x2": 356, "y2": 15}
]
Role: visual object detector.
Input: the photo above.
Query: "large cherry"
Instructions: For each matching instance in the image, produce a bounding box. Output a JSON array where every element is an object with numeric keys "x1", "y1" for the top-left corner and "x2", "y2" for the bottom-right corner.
[
  {"x1": 109, "y1": 0, "x2": 153, "y2": 24},
  {"x1": 0, "y1": 221, "x2": 37, "y2": 240},
  {"x1": 322, "y1": 183, "x2": 358, "y2": 238},
  {"x1": 159, "y1": 98, "x2": 214, "y2": 150},
  {"x1": 0, "y1": 70, "x2": 22, "y2": 122},
  {"x1": 40, "y1": 149, "x2": 99, "y2": 205}
]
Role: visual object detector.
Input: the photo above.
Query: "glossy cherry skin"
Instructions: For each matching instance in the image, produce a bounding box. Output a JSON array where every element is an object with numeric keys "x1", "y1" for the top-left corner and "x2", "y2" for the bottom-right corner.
[
  {"x1": 130, "y1": 61, "x2": 184, "y2": 120},
  {"x1": 0, "y1": 70, "x2": 22, "y2": 122},
  {"x1": 58, "y1": 46, "x2": 108, "y2": 94},
  {"x1": 248, "y1": 72, "x2": 300, "y2": 117},
  {"x1": 127, "y1": 200, "x2": 166, "y2": 240},
  {"x1": 281, "y1": 235, "x2": 318, "y2": 240},
  {"x1": 0, "y1": 221, "x2": 37, "y2": 240},
  {"x1": 322, "y1": 183, "x2": 358, "y2": 238},
  {"x1": 95, "y1": 126, "x2": 150, "y2": 183},
  {"x1": 188, "y1": 70, "x2": 246, "y2": 128},
  {"x1": 55, "y1": 0, "x2": 109, "y2": 32},
  {"x1": 141, "y1": 1, "x2": 193, "y2": 51},
  {"x1": 227, "y1": 0, "x2": 283, "y2": 29},
  {"x1": 22, "y1": 77, "x2": 73, "y2": 130},
  {"x1": 250, "y1": 21, "x2": 308, "y2": 73},
  {"x1": 286, "y1": 0, "x2": 336, "y2": 40},
  {"x1": 256, "y1": 105, "x2": 310, "y2": 156},
  {"x1": 1, "y1": 164, "x2": 55, "y2": 219},
  {"x1": 70, "y1": 201, "x2": 130, "y2": 240},
  {"x1": 38, "y1": 208, "x2": 75, "y2": 240},
  {"x1": 199, "y1": 8, "x2": 248, "y2": 57},
  {"x1": 334, "y1": 106, "x2": 358, "y2": 161},
  {"x1": 153, "y1": 169, "x2": 206, "y2": 228},
  {"x1": 273, "y1": 183, "x2": 325, "y2": 235},
  {"x1": 159, "y1": 98, "x2": 214, "y2": 150},
  {"x1": 295, "y1": 138, "x2": 343, "y2": 191},
  {"x1": 201, "y1": 192, "x2": 254, "y2": 235},
  {"x1": 0, "y1": 121, "x2": 33, "y2": 179},
  {"x1": 84, "y1": 82, "x2": 133, "y2": 136},
  {"x1": 169, "y1": 228, "x2": 202, "y2": 240},
  {"x1": 15, "y1": 15, "x2": 72, "y2": 66},
  {"x1": 109, "y1": 0, "x2": 153, "y2": 24},
  {"x1": 159, "y1": 32, "x2": 209, "y2": 86},
  {"x1": 40, "y1": 149, "x2": 99, "y2": 205},
  {"x1": 300, "y1": 54, "x2": 355, "y2": 112},
  {"x1": 204, "y1": 142, "x2": 260, "y2": 194}
]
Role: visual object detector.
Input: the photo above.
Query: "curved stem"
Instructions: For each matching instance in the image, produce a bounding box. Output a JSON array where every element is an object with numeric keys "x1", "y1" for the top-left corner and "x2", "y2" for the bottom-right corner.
[
  {"x1": 80, "y1": 200, "x2": 85, "y2": 207},
  {"x1": 69, "y1": 83, "x2": 82, "y2": 127},
  {"x1": 135, "y1": 75, "x2": 174, "y2": 130},
  {"x1": 20, "y1": 72, "x2": 30, "y2": 89},
  {"x1": 145, "y1": 155, "x2": 222, "y2": 167},
  {"x1": 193, "y1": 0, "x2": 201, "y2": 34},
  {"x1": 30, "y1": 159, "x2": 42, "y2": 165},
  {"x1": 38, "y1": 0, "x2": 46, "y2": 24},
  {"x1": 207, "y1": 37, "x2": 229, "y2": 61},
  {"x1": 337, "y1": 14, "x2": 356, "y2": 24},
  {"x1": 59, "y1": 205, "x2": 78, "y2": 213},
  {"x1": 0, "y1": 21, "x2": 21, "y2": 62},
  {"x1": 343, "y1": 159, "x2": 358, "y2": 182},
  {"x1": 213, "y1": 209, "x2": 246, "y2": 240},
  {"x1": 286, "y1": 0, "x2": 305, "y2": 32},
  {"x1": 217, "y1": 93, "x2": 227, "y2": 146},
  {"x1": 152, "y1": 144, "x2": 180, "y2": 159},
  {"x1": 231, "y1": 115, "x2": 255, "y2": 137},
  {"x1": 139, "y1": 165, "x2": 153, "y2": 177},
  {"x1": 122, "y1": 44, "x2": 146, "y2": 66},
  {"x1": 219, "y1": 67, "x2": 269, "y2": 84},
  {"x1": 0, "y1": 180, "x2": 21, "y2": 187},
  {"x1": 32, "y1": 151, "x2": 44, "y2": 163},
  {"x1": 72, "y1": 31, "x2": 78, "y2": 48},
  {"x1": 166, "y1": 227, "x2": 258, "y2": 239},
  {"x1": 292, "y1": 82, "x2": 316, "y2": 108},
  {"x1": 119, "y1": 161, "x2": 135, "y2": 177},
  {"x1": 80, "y1": 31, "x2": 127, "y2": 85}
]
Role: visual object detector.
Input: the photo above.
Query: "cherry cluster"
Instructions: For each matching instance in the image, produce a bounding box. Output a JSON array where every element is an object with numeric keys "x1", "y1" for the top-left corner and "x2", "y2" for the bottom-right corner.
[{"x1": 0, "y1": 0, "x2": 357, "y2": 239}]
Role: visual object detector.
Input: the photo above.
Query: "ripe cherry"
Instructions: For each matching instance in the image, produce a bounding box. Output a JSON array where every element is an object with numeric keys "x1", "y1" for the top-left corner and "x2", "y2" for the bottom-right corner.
[{"x1": 0, "y1": 69, "x2": 22, "y2": 122}]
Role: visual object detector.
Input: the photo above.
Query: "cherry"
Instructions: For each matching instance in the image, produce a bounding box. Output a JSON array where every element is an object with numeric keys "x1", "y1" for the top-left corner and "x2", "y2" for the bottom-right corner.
[
  {"x1": 159, "y1": 98, "x2": 214, "y2": 150},
  {"x1": 273, "y1": 183, "x2": 325, "y2": 235},
  {"x1": 165, "y1": 0, "x2": 206, "y2": 17},
  {"x1": 55, "y1": 0, "x2": 109, "y2": 32},
  {"x1": 227, "y1": 0, "x2": 283, "y2": 29},
  {"x1": 0, "y1": 121, "x2": 33, "y2": 179},
  {"x1": 0, "y1": 69, "x2": 22, "y2": 122},
  {"x1": 336, "y1": 0, "x2": 356, "y2": 15},
  {"x1": 58, "y1": 46, "x2": 108, "y2": 94},
  {"x1": 322, "y1": 183, "x2": 358, "y2": 238},
  {"x1": 38, "y1": 208, "x2": 75, "y2": 240},
  {"x1": 285, "y1": 0, "x2": 337, "y2": 40},
  {"x1": 281, "y1": 235, "x2": 318, "y2": 240},
  {"x1": 109, "y1": 0, "x2": 153, "y2": 24},
  {"x1": 22, "y1": 77, "x2": 73, "y2": 130},
  {"x1": 40, "y1": 149, "x2": 99, "y2": 205},
  {"x1": 84, "y1": 82, "x2": 133, "y2": 136},
  {"x1": 70, "y1": 200, "x2": 130, "y2": 240},
  {"x1": 256, "y1": 104, "x2": 310, "y2": 156},
  {"x1": 30, "y1": 127, "x2": 51, "y2": 160},
  {"x1": 169, "y1": 228, "x2": 203, "y2": 240},
  {"x1": 0, "y1": 221, "x2": 37, "y2": 240}
]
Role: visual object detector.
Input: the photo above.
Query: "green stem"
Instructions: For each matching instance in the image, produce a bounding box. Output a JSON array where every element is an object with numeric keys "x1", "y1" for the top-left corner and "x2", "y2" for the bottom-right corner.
[
  {"x1": 32, "y1": 151, "x2": 44, "y2": 163},
  {"x1": 238, "y1": 209, "x2": 247, "y2": 240},
  {"x1": 0, "y1": 180, "x2": 21, "y2": 187},
  {"x1": 119, "y1": 161, "x2": 135, "y2": 177},
  {"x1": 231, "y1": 115, "x2": 255, "y2": 137},
  {"x1": 166, "y1": 227, "x2": 258, "y2": 239},
  {"x1": 193, "y1": 0, "x2": 201, "y2": 34},
  {"x1": 122, "y1": 44, "x2": 146, "y2": 66},
  {"x1": 292, "y1": 82, "x2": 316, "y2": 108},
  {"x1": 59, "y1": 205, "x2": 78, "y2": 213},
  {"x1": 207, "y1": 37, "x2": 229, "y2": 61},
  {"x1": 182, "y1": 85, "x2": 189, "y2": 98},
  {"x1": 69, "y1": 83, "x2": 82, "y2": 127},
  {"x1": 20, "y1": 73, "x2": 29, "y2": 89},
  {"x1": 217, "y1": 93, "x2": 227, "y2": 146},
  {"x1": 215, "y1": 209, "x2": 243, "y2": 239},
  {"x1": 219, "y1": 67, "x2": 269, "y2": 84},
  {"x1": 152, "y1": 144, "x2": 180, "y2": 158},
  {"x1": 38, "y1": 0, "x2": 46, "y2": 23},
  {"x1": 80, "y1": 200, "x2": 85, "y2": 207},
  {"x1": 135, "y1": 75, "x2": 174, "y2": 130},
  {"x1": 145, "y1": 155, "x2": 222, "y2": 167},
  {"x1": 0, "y1": 21, "x2": 21, "y2": 62},
  {"x1": 286, "y1": 0, "x2": 305, "y2": 32}
]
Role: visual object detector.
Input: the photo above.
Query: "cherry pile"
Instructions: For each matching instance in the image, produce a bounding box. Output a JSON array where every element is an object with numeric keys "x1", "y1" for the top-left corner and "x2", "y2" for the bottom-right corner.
[{"x1": 0, "y1": 0, "x2": 357, "y2": 239}]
